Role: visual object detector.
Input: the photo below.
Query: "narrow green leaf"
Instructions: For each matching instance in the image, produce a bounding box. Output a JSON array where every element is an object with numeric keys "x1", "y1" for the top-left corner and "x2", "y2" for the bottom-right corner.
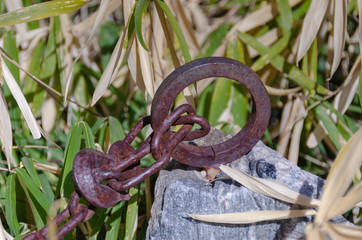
[
  {"x1": 231, "y1": 83, "x2": 248, "y2": 129},
  {"x1": 196, "y1": 84, "x2": 213, "y2": 117},
  {"x1": 155, "y1": 0, "x2": 191, "y2": 62},
  {"x1": 16, "y1": 168, "x2": 52, "y2": 211},
  {"x1": 277, "y1": 0, "x2": 293, "y2": 36},
  {"x1": 311, "y1": 103, "x2": 342, "y2": 150},
  {"x1": 3, "y1": 29, "x2": 19, "y2": 83},
  {"x1": 105, "y1": 201, "x2": 125, "y2": 240},
  {"x1": 134, "y1": 0, "x2": 150, "y2": 51},
  {"x1": 359, "y1": 68, "x2": 362, "y2": 108},
  {"x1": 38, "y1": 172, "x2": 55, "y2": 204},
  {"x1": 39, "y1": 19, "x2": 57, "y2": 80},
  {"x1": 108, "y1": 116, "x2": 126, "y2": 144},
  {"x1": 59, "y1": 123, "x2": 82, "y2": 199},
  {"x1": 124, "y1": 186, "x2": 140, "y2": 240},
  {"x1": 208, "y1": 78, "x2": 232, "y2": 126},
  {"x1": 238, "y1": 32, "x2": 329, "y2": 95},
  {"x1": 89, "y1": 208, "x2": 109, "y2": 240},
  {"x1": 22, "y1": 157, "x2": 41, "y2": 188},
  {"x1": 5, "y1": 174, "x2": 20, "y2": 235},
  {"x1": 251, "y1": 35, "x2": 289, "y2": 72},
  {"x1": 79, "y1": 121, "x2": 96, "y2": 149},
  {"x1": 0, "y1": 0, "x2": 88, "y2": 28},
  {"x1": 204, "y1": 23, "x2": 230, "y2": 57}
]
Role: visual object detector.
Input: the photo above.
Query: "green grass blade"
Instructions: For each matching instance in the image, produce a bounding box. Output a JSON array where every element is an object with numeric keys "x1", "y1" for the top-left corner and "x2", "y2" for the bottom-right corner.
[
  {"x1": 39, "y1": 19, "x2": 57, "y2": 79},
  {"x1": 105, "y1": 201, "x2": 125, "y2": 240},
  {"x1": 311, "y1": 103, "x2": 342, "y2": 150},
  {"x1": 5, "y1": 174, "x2": 20, "y2": 235},
  {"x1": 15, "y1": 168, "x2": 52, "y2": 212},
  {"x1": 22, "y1": 157, "x2": 41, "y2": 187},
  {"x1": 108, "y1": 116, "x2": 126, "y2": 144},
  {"x1": 58, "y1": 123, "x2": 82, "y2": 198},
  {"x1": 238, "y1": 32, "x2": 329, "y2": 95},
  {"x1": 155, "y1": 0, "x2": 191, "y2": 62},
  {"x1": 203, "y1": 23, "x2": 230, "y2": 57},
  {"x1": 231, "y1": 83, "x2": 248, "y2": 129},
  {"x1": 251, "y1": 35, "x2": 289, "y2": 72},
  {"x1": 134, "y1": 0, "x2": 150, "y2": 51},
  {"x1": 79, "y1": 121, "x2": 96, "y2": 149},
  {"x1": 38, "y1": 172, "x2": 55, "y2": 204},
  {"x1": 0, "y1": 0, "x2": 88, "y2": 28},
  {"x1": 359, "y1": 69, "x2": 362, "y2": 108},
  {"x1": 277, "y1": 0, "x2": 293, "y2": 36},
  {"x1": 88, "y1": 208, "x2": 109, "y2": 240},
  {"x1": 124, "y1": 186, "x2": 140, "y2": 240},
  {"x1": 208, "y1": 77, "x2": 232, "y2": 126}
]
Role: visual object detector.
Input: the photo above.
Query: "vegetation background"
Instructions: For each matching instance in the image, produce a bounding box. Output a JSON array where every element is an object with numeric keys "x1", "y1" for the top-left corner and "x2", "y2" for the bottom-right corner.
[{"x1": 0, "y1": 0, "x2": 361, "y2": 239}]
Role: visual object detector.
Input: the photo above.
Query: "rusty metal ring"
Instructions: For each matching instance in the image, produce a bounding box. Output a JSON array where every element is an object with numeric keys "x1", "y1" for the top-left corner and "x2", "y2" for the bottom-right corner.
[{"x1": 151, "y1": 57, "x2": 271, "y2": 168}]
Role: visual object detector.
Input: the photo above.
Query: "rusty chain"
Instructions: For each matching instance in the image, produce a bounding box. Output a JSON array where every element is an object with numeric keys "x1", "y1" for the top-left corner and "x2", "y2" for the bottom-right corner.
[{"x1": 23, "y1": 57, "x2": 271, "y2": 239}]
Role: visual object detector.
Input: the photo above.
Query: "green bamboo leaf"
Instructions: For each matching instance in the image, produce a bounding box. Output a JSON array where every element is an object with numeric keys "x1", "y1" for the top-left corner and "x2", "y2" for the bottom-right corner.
[
  {"x1": 208, "y1": 78, "x2": 232, "y2": 126},
  {"x1": 231, "y1": 83, "x2": 248, "y2": 129},
  {"x1": 5, "y1": 174, "x2": 20, "y2": 236},
  {"x1": 277, "y1": 0, "x2": 293, "y2": 36},
  {"x1": 108, "y1": 116, "x2": 126, "y2": 144},
  {"x1": 238, "y1": 32, "x2": 329, "y2": 95},
  {"x1": 124, "y1": 186, "x2": 140, "y2": 240},
  {"x1": 58, "y1": 123, "x2": 82, "y2": 199},
  {"x1": 251, "y1": 35, "x2": 289, "y2": 72},
  {"x1": 16, "y1": 168, "x2": 52, "y2": 211},
  {"x1": 38, "y1": 172, "x2": 55, "y2": 204},
  {"x1": 196, "y1": 84, "x2": 213, "y2": 117},
  {"x1": 155, "y1": 0, "x2": 191, "y2": 62},
  {"x1": 22, "y1": 157, "x2": 41, "y2": 188},
  {"x1": 39, "y1": 19, "x2": 57, "y2": 80},
  {"x1": 0, "y1": 0, "x2": 88, "y2": 28},
  {"x1": 78, "y1": 121, "x2": 96, "y2": 149},
  {"x1": 134, "y1": 0, "x2": 150, "y2": 51},
  {"x1": 311, "y1": 102, "x2": 342, "y2": 150},
  {"x1": 204, "y1": 23, "x2": 230, "y2": 57},
  {"x1": 105, "y1": 201, "x2": 125, "y2": 240},
  {"x1": 88, "y1": 208, "x2": 109, "y2": 240}
]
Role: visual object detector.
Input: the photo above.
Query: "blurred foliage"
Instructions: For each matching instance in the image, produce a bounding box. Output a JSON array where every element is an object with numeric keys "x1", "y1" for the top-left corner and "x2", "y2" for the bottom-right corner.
[{"x1": 0, "y1": 0, "x2": 361, "y2": 239}]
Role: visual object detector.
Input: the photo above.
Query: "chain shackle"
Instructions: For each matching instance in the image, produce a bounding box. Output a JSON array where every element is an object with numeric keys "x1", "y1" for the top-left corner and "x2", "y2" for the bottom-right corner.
[{"x1": 151, "y1": 57, "x2": 271, "y2": 168}]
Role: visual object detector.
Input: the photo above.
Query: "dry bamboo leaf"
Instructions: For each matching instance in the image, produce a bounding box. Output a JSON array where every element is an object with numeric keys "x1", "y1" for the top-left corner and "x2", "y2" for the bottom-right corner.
[
  {"x1": 128, "y1": 36, "x2": 147, "y2": 96},
  {"x1": 296, "y1": 0, "x2": 329, "y2": 63},
  {"x1": 326, "y1": 180, "x2": 362, "y2": 220},
  {"x1": 288, "y1": 97, "x2": 305, "y2": 164},
  {"x1": 279, "y1": 96, "x2": 293, "y2": 134},
  {"x1": 265, "y1": 86, "x2": 301, "y2": 96},
  {"x1": 228, "y1": 0, "x2": 302, "y2": 38},
  {"x1": 91, "y1": 28, "x2": 127, "y2": 106},
  {"x1": 323, "y1": 222, "x2": 362, "y2": 240},
  {"x1": 136, "y1": 36, "x2": 155, "y2": 98},
  {"x1": 150, "y1": 10, "x2": 165, "y2": 89},
  {"x1": 0, "y1": 216, "x2": 13, "y2": 240},
  {"x1": 1, "y1": 57, "x2": 41, "y2": 139},
  {"x1": 219, "y1": 165, "x2": 321, "y2": 208},
  {"x1": 41, "y1": 98, "x2": 57, "y2": 133},
  {"x1": 330, "y1": 0, "x2": 346, "y2": 78},
  {"x1": 187, "y1": 209, "x2": 316, "y2": 224},
  {"x1": 306, "y1": 223, "x2": 328, "y2": 240},
  {"x1": 64, "y1": 0, "x2": 111, "y2": 103},
  {"x1": 278, "y1": 96, "x2": 299, "y2": 157},
  {"x1": 333, "y1": 58, "x2": 361, "y2": 118},
  {"x1": 315, "y1": 128, "x2": 362, "y2": 224},
  {"x1": 0, "y1": 89, "x2": 16, "y2": 168}
]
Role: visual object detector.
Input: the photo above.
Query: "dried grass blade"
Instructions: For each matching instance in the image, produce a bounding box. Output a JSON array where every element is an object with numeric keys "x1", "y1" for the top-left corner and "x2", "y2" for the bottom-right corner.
[
  {"x1": 0, "y1": 89, "x2": 16, "y2": 168},
  {"x1": 91, "y1": 28, "x2": 127, "y2": 106},
  {"x1": 330, "y1": 0, "x2": 347, "y2": 78},
  {"x1": 306, "y1": 223, "x2": 328, "y2": 240},
  {"x1": 64, "y1": 0, "x2": 111, "y2": 103},
  {"x1": 326, "y1": 180, "x2": 362, "y2": 220},
  {"x1": 288, "y1": 98, "x2": 305, "y2": 164},
  {"x1": 187, "y1": 209, "x2": 316, "y2": 224},
  {"x1": 323, "y1": 222, "x2": 362, "y2": 240},
  {"x1": 136, "y1": 39, "x2": 155, "y2": 98},
  {"x1": 1, "y1": 57, "x2": 41, "y2": 139},
  {"x1": 296, "y1": 0, "x2": 329, "y2": 63},
  {"x1": 219, "y1": 165, "x2": 320, "y2": 208},
  {"x1": 315, "y1": 128, "x2": 362, "y2": 224},
  {"x1": 357, "y1": 0, "x2": 362, "y2": 64}
]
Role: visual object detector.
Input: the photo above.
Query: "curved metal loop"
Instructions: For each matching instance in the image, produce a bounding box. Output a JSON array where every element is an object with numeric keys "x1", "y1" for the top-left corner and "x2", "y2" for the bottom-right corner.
[
  {"x1": 151, "y1": 104, "x2": 210, "y2": 159},
  {"x1": 151, "y1": 57, "x2": 271, "y2": 168}
]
